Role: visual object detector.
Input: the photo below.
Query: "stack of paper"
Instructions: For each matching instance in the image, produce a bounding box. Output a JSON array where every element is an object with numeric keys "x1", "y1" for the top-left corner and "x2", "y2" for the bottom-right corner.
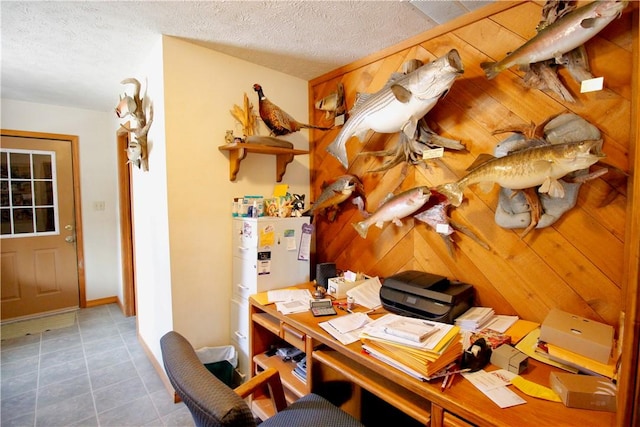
[
  {"x1": 291, "y1": 356, "x2": 307, "y2": 384},
  {"x1": 483, "y1": 315, "x2": 519, "y2": 334},
  {"x1": 359, "y1": 314, "x2": 463, "y2": 380},
  {"x1": 267, "y1": 289, "x2": 313, "y2": 314},
  {"x1": 346, "y1": 277, "x2": 382, "y2": 309},
  {"x1": 455, "y1": 307, "x2": 495, "y2": 332},
  {"x1": 319, "y1": 312, "x2": 372, "y2": 345}
]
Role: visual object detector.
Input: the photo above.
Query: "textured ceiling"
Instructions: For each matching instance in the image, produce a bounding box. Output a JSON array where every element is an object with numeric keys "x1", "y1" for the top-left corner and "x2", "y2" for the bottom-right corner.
[{"x1": 1, "y1": 1, "x2": 493, "y2": 112}]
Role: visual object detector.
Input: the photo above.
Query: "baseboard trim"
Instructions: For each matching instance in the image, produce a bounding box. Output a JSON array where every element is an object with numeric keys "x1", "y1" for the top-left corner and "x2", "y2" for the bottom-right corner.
[
  {"x1": 86, "y1": 296, "x2": 119, "y2": 307},
  {"x1": 137, "y1": 331, "x2": 180, "y2": 402}
]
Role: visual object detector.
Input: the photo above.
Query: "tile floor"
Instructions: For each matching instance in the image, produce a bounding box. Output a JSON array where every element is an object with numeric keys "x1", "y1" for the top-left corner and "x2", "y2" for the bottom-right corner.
[{"x1": 1, "y1": 304, "x2": 195, "y2": 427}]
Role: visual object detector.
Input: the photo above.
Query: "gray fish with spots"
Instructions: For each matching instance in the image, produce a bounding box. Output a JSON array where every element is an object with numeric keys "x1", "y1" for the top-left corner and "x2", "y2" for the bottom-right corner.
[{"x1": 437, "y1": 139, "x2": 605, "y2": 207}]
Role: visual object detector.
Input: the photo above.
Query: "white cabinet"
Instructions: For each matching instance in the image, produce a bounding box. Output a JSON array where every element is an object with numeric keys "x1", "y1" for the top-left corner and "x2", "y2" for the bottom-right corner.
[
  {"x1": 230, "y1": 297, "x2": 249, "y2": 383},
  {"x1": 230, "y1": 216, "x2": 311, "y2": 380}
]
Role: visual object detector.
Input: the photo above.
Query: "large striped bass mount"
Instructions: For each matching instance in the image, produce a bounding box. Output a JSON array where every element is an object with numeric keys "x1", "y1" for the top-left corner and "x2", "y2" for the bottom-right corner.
[{"x1": 326, "y1": 49, "x2": 464, "y2": 169}]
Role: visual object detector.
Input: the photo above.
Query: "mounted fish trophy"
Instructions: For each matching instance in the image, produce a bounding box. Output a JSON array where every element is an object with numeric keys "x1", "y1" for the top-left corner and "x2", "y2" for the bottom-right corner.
[
  {"x1": 481, "y1": 0, "x2": 628, "y2": 102},
  {"x1": 437, "y1": 113, "x2": 607, "y2": 238},
  {"x1": 304, "y1": 174, "x2": 365, "y2": 222},
  {"x1": 326, "y1": 49, "x2": 464, "y2": 170},
  {"x1": 351, "y1": 57, "x2": 465, "y2": 173},
  {"x1": 315, "y1": 82, "x2": 347, "y2": 126},
  {"x1": 491, "y1": 113, "x2": 607, "y2": 237},
  {"x1": 115, "y1": 78, "x2": 154, "y2": 171}
]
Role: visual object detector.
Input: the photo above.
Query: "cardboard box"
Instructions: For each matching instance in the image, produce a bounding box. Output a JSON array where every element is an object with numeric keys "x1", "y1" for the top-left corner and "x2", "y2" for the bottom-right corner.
[
  {"x1": 540, "y1": 309, "x2": 613, "y2": 364},
  {"x1": 490, "y1": 344, "x2": 528, "y2": 374},
  {"x1": 549, "y1": 372, "x2": 617, "y2": 412},
  {"x1": 327, "y1": 277, "x2": 364, "y2": 299}
]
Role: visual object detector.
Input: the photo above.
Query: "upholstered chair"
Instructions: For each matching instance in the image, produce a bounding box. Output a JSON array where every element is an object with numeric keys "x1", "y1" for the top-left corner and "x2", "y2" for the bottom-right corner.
[{"x1": 160, "y1": 331, "x2": 365, "y2": 427}]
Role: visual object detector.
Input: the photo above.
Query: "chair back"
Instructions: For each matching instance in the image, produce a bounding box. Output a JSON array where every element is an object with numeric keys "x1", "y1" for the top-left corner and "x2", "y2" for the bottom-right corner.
[{"x1": 160, "y1": 331, "x2": 256, "y2": 427}]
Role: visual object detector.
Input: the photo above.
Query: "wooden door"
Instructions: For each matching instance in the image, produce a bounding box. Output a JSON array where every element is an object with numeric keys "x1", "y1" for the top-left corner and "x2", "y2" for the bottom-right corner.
[{"x1": 1, "y1": 132, "x2": 83, "y2": 320}]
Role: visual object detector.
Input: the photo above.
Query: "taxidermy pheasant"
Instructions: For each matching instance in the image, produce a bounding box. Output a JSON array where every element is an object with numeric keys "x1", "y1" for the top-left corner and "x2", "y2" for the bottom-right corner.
[{"x1": 253, "y1": 83, "x2": 332, "y2": 136}]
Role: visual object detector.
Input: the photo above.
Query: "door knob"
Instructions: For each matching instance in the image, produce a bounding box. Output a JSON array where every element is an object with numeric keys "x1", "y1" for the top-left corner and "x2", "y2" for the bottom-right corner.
[{"x1": 65, "y1": 236, "x2": 76, "y2": 243}]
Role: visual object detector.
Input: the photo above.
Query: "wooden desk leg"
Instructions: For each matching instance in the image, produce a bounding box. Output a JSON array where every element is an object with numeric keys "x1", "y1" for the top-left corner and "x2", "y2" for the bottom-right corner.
[{"x1": 431, "y1": 403, "x2": 445, "y2": 427}]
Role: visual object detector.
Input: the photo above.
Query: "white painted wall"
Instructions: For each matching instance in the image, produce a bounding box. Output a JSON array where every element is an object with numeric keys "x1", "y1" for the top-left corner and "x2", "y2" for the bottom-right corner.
[
  {"x1": 1, "y1": 36, "x2": 311, "y2": 367},
  {"x1": 134, "y1": 36, "x2": 310, "y2": 364},
  {"x1": 0, "y1": 99, "x2": 122, "y2": 302},
  {"x1": 127, "y1": 38, "x2": 175, "y2": 361}
]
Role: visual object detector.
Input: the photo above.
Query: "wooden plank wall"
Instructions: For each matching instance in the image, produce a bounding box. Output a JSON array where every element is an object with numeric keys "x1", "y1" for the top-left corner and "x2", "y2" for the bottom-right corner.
[{"x1": 308, "y1": 1, "x2": 635, "y2": 329}]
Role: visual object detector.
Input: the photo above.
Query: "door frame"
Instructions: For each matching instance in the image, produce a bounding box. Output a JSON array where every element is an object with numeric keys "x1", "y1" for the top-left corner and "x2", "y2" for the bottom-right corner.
[
  {"x1": 117, "y1": 126, "x2": 136, "y2": 316},
  {"x1": 1, "y1": 128, "x2": 86, "y2": 308}
]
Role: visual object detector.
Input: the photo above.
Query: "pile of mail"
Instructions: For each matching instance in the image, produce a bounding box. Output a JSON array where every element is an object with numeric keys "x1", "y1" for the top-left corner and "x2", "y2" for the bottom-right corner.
[
  {"x1": 454, "y1": 307, "x2": 495, "y2": 332},
  {"x1": 359, "y1": 313, "x2": 463, "y2": 380},
  {"x1": 267, "y1": 289, "x2": 313, "y2": 314}
]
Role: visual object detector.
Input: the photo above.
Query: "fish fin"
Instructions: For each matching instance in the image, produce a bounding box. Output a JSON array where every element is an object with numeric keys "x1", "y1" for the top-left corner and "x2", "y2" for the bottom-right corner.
[
  {"x1": 375, "y1": 220, "x2": 385, "y2": 229},
  {"x1": 326, "y1": 142, "x2": 349, "y2": 169},
  {"x1": 480, "y1": 61, "x2": 500, "y2": 80},
  {"x1": 391, "y1": 84, "x2": 413, "y2": 103},
  {"x1": 392, "y1": 218, "x2": 403, "y2": 227},
  {"x1": 377, "y1": 193, "x2": 395, "y2": 210},
  {"x1": 478, "y1": 181, "x2": 495, "y2": 193},
  {"x1": 580, "y1": 17, "x2": 597, "y2": 29},
  {"x1": 466, "y1": 153, "x2": 495, "y2": 171},
  {"x1": 540, "y1": 178, "x2": 565, "y2": 198},
  {"x1": 351, "y1": 92, "x2": 370, "y2": 112},
  {"x1": 402, "y1": 119, "x2": 418, "y2": 140},
  {"x1": 354, "y1": 129, "x2": 369, "y2": 141},
  {"x1": 436, "y1": 182, "x2": 464, "y2": 207},
  {"x1": 385, "y1": 73, "x2": 406, "y2": 87},
  {"x1": 352, "y1": 221, "x2": 369, "y2": 238},
  {"x1": 352, "y1": 196, "x2": 367, "y2": 217}
]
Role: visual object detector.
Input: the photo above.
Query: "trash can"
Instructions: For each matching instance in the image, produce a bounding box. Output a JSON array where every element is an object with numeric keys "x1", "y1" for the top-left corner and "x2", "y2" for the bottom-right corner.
[{"x1": 196, "y1": 345, "x2": 238, "y2": 387}]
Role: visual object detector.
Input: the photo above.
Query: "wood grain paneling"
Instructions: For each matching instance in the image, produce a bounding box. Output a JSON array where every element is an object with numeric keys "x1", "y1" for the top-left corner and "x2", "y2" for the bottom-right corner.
[
  {"x1": 310, "y1": 0, "x2": 632, "y2": 325},
  {"x1": 309, "y1": 2, "x2": 638, "y2": 422}
]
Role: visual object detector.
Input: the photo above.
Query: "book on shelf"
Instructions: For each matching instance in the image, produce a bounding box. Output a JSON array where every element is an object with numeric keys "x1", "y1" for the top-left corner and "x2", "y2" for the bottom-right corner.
[
  {"x1": 291, "y1": 367, "x2": 307, "y2": 384},
  {"x1": 291, "y1": 356, "x2": 307, "y2": 383}
]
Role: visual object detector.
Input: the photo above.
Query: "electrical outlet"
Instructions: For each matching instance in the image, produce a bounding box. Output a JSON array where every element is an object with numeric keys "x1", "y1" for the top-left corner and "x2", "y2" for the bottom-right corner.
[{"x1": 93, "y1": 201, "x2": 105, "y2": 211}]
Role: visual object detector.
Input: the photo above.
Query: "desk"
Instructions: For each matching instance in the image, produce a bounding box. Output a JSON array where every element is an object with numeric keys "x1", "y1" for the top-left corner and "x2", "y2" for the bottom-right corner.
[{"x1": 249, "y1": 286, "x2": 616, "y2": 426}]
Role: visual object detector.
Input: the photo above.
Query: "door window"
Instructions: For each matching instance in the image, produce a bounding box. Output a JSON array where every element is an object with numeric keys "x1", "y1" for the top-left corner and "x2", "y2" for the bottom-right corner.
[{"x1": 1, "y1": 149, "x2": 58, "y2": 237}]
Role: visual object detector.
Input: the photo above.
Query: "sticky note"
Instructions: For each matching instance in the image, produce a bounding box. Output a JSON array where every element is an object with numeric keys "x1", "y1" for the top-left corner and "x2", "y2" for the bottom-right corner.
[{"x1": 273, "y1": 184, "x2": 289, "y2": 197}]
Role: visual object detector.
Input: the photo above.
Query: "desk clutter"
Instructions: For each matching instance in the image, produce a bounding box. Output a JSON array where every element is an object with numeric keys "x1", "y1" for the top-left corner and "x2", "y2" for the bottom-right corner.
[{"x1": 255, "y1": 270, "x2": 619, "y2": 414}]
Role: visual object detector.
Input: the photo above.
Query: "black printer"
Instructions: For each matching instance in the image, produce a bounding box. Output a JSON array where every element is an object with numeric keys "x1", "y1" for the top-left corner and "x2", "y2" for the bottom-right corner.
[{"x1": 380, "y1": 270, "x2": 474, "y2": 324}]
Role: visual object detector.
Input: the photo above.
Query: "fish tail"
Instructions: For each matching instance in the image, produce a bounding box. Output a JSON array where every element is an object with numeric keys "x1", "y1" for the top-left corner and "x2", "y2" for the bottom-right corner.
[
  {"x1": 436, "y1": 182, "x2": 464, "y2": 207},
  {"x1": 327, "y1": 139, "x2": 349, "y2": 169},
  {"x1": 352, "y1": 221, "x2": 369, "y2": 239},
  {"x1": 480, "y1": 61, "x2": 501, "y2": 80}
]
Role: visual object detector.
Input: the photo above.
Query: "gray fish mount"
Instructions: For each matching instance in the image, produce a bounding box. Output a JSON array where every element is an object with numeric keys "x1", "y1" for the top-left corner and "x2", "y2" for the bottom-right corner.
[{"x1": 494, "y1": 113, "x2": 604, "y2": 236}]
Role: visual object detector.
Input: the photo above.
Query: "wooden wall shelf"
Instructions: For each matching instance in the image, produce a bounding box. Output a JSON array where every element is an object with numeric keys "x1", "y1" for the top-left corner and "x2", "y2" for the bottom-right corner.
[{"x1": 218, "y1": 142, "x2": 309, "y2": 182}]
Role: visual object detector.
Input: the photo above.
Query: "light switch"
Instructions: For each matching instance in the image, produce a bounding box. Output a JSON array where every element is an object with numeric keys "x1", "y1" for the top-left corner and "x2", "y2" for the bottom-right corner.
[{"x1": 93, "y1": 201, "x2": 105, "y2": 211}]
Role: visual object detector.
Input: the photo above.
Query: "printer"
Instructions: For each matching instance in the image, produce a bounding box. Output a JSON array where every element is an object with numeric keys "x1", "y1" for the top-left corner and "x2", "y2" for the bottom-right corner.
[{"x1": 380, "y1": 270, "x2": 474, "y2": 324}]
